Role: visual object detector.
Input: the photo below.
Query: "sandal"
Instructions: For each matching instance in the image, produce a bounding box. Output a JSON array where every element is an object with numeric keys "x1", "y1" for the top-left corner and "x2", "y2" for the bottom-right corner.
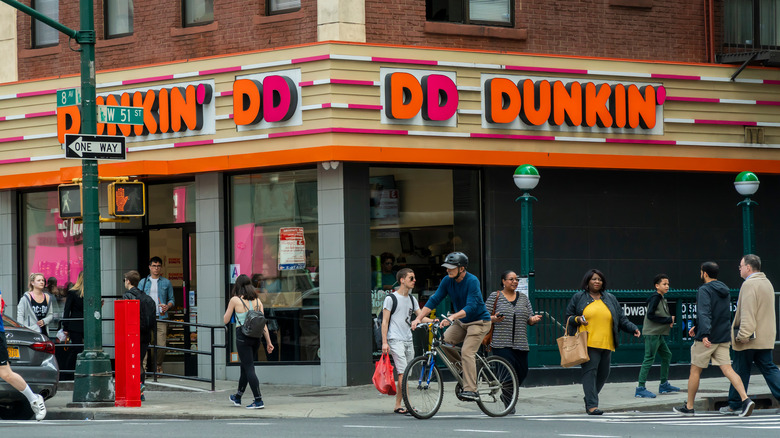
[{"x1": 393, "y1": 408, "x2": 409, "y2": 415}]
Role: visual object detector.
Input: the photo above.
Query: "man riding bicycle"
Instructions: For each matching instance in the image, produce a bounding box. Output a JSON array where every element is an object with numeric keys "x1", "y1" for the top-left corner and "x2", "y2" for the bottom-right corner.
[{"x1": 411, "y1": 252, "x2": 491, "y2": 401}]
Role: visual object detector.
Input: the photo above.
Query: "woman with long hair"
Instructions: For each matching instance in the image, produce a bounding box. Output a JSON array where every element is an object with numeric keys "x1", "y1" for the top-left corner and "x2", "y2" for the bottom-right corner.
[
  {"x1": 565, "y1": 269, "x2": 640, "y2": 415},
  {"x1": 17, "y1": 273, "x2": 53, "y2": 336},
  {"x1": 61, "y1": 272, "x2": 85, "y2": 380},
  {"x1": 223, "y1": 274, "x2": 273, "y2": 409}
]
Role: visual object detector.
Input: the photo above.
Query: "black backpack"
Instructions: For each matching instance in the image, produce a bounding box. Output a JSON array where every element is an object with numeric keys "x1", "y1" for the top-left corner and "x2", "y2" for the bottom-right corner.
[
  {"x1": 126, "y1": 288, "x2": 156, "y2": 332},
  {"x1": 239, "y1": 299, "x2": 266, "y2": 338}
]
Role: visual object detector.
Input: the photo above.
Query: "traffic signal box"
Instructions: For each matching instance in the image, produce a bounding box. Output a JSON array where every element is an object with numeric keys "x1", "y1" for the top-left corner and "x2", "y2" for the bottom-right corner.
[
  {"x1": 108, "y1": 181, "x2": 145, "y2": 217},
  {"x1": 58, "y1": 179, "x2": 145, "y2": 220},
  {"x1": 58, "y1": 184, "x2": 83, "y2": 219}
]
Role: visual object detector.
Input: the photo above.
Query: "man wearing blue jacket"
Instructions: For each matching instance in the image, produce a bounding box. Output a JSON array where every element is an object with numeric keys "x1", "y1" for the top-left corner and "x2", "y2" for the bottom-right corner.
[
  {"x1": 411, "y1": 252, "x2": 491, "y2": 401},
  {"x1": 140, "y1": 256, "x2": 175, "y2": 373}
]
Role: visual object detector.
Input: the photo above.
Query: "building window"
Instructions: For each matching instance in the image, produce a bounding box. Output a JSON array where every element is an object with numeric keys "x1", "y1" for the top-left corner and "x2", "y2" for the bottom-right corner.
[
  {"x1": 105, "y1": 0, "x2": 134, "y2": 38},
  {"x1": 32, "y1": 0, "x2": 59, "y2": 48},
  {"x1": 183, "y1": 0, "x2": 214, "y2": 27},
  {"x1": 268, "y1": 0, "x2": 301, "y2": 15},
  {"x1": 229, "y1": 169, "x2": 319, "y2": 363},
  {"x1": 369, "y1": 167, "x2": 482, "y2": 358},
  {"x1": 427, "y1": 0, "x2": 512, "y2": 26},
  {"x1": 22, "y1": 190, "x2": 83, "y2": 331},
  {"x1": 724, "y1": 0, "x2": 780, "y2": 48}
]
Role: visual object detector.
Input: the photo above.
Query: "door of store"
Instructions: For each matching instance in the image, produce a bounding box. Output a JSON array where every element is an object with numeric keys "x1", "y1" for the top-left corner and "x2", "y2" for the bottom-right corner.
[{"x1": 147, "y1": 224, "x2": 197, "y2": 376}]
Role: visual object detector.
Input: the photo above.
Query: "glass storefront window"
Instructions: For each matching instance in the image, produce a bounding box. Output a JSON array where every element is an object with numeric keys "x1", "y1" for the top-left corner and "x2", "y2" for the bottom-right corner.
[
  {"x1": 22, "y1": 191, "x2": 84, "y2": 330},
  {"x1": 369, "y1": 167, "x2": 482, "y2": 356},
  {"x1": 148, "y1": 182, "x2": 196, "y2": 225},
  {"x1": 229, "y1": 169, "x2": 319, "y2": 363}
]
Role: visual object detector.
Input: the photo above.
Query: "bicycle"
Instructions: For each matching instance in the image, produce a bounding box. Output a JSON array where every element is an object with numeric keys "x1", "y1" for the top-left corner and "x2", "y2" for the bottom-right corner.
[{"x1": 401, "y1": 319, "x2": 518, "y2": 419}]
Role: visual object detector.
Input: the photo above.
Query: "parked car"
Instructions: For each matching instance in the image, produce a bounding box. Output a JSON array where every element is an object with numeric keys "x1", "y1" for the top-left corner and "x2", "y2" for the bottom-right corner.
[{"x1": 0, "y1": 314, "x2": 58, "y2": 419}]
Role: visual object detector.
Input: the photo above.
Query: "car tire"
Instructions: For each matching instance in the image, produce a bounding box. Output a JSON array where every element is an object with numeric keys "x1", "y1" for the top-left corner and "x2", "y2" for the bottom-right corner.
[{"x1": 0, "y1": 401, "x2": 34, "y2": 420}]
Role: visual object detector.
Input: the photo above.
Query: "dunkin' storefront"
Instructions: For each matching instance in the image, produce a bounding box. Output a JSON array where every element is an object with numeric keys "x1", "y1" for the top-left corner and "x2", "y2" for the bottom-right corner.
[{"x1": 1, "y1": 42, "x2": 778, "y2": 386}]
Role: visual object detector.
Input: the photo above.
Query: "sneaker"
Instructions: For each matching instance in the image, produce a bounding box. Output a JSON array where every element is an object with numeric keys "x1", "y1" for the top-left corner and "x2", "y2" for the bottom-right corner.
[
  {"x1": 635, "y1": 386, "x2": 657, "y2": 398},
  {"x1": 460, "y1": 391, "x2": 479, "y2": 401},
  {"x1": 229, "y1": 394, "x2": 242, "y2": 407},
  {"x1": 140, "y1": 394, "x2": 145, "y2": 402},
  {"x1": 719, "y1": 405, "x2": 739, "y2": 415},
  {"x1": 658, "y1": 381, "x2": 680, "y2": 394},
  {"x1": 739, "y1": 398, "x2": 755, "y2": 417},
  {"x1": 246, "y1": 399, "x2": 265, "y2": 409},
  {"x1": 673, "y1": 404, "x2": 694, "y2": 416},
  {"x1": 30, "y1": 395, "x2": 46, "y2": 421}
]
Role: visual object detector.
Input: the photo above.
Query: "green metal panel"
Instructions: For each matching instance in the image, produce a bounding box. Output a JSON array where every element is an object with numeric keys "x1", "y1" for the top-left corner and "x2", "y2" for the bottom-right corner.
[{"x1": 528, "y1": 289, "x2": 739, "y2": 367}]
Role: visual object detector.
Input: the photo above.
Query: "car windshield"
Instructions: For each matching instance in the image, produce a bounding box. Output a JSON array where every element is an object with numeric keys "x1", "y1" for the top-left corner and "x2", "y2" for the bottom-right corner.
[{"x1": 2, "y1": 314, "x2": 21, "y2": 328}]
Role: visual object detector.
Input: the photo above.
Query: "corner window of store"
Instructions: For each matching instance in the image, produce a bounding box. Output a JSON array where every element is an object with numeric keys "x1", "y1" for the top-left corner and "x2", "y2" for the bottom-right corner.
[
  {"x1": 32, "y1": 0, "x2": 59, "y2": 48},
  {"x1": 229, "y1": 169, "x2": 319, "y2": 364},
  {"x1": 268, "y1": 0, "x2": 301, "y2": 15},
  {"x1": 21, "y1": 191, "x2": 83, "y2": 332},
  {"x1": 427, "y1": 0, "x2": 512, "y2": 26},
  {"x1": 369, "y1": 167, "x2": 482, "y2": 357},
  {"x1": 183, "y1": 0, "x2": 214, "y2": 27},
  {"x1": 724, "y1": 0, "x2": 780, "y2": 48},
  {"x1": 105, "y1": 0, "x2": 134, "y2": 38}
]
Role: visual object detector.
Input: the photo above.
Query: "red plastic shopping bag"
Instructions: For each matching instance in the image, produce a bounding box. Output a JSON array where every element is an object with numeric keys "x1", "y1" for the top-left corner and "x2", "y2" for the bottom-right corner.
[{"x1": 372, "y1": 353, "x2": 397, "y2": 395}]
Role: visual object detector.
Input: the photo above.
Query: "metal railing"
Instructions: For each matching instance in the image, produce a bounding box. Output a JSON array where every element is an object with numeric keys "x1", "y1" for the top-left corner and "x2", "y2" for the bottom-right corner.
[
  {"x1": 527, "y1": 289, "x2": 743, "y2": 368},
  {"x1": 148, "y1": 319, "x2": 227, "y2": 391},
  {"x1": 54, "y1": 315, "x2": 227, "y2": 391}
]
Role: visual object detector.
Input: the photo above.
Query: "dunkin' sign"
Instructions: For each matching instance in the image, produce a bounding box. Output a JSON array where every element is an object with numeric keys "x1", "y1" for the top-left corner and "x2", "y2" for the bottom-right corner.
[
  {"x1": 379, "y1": 69, "x2": 665, "y2": 134},
  {"x1": 480, "y1": 73, "x2": 665, "y2": 134}
]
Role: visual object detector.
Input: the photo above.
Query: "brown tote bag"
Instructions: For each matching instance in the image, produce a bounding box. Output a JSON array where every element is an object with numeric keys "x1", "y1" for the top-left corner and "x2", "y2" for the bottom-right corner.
[
  {"x1": 557, "y1": 319, "x2": 589, "y2": 368},
  {"x1": 481, "y1": 292, "x2": 499, "y2": 350}
]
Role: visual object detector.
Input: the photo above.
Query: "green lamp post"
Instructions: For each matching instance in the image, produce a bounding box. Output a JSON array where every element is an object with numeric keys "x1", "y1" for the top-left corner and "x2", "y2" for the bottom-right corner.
[
  {"x1": 734, "y1": 171, "x2": 759, "y2": 256},
  {"x1": 513, "y1": 165, "x2": 540, "y2": 299}
]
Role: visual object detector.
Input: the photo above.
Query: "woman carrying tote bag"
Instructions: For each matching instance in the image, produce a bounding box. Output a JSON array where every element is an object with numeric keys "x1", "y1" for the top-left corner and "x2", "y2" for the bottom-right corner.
[{"x1": 565, "y1": 269, "x2": 640, "y2": 416}]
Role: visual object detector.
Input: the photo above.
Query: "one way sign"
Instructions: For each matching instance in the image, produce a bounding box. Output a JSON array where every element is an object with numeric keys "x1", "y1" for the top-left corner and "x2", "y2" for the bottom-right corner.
[{"x1": 65, "y1": 134, "x2": 126, "y2": 160}]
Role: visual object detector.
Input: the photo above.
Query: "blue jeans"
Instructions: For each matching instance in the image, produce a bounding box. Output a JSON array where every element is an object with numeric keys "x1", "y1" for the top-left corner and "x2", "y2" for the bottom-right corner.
[{"x1": 727, "y1": 349, "x2": 780, "y2": 410}]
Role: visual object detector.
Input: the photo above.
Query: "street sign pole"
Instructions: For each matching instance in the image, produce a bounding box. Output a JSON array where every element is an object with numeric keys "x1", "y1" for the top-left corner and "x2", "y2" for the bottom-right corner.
[
  {"x1": 77, "y1": 0, "x2": 113, "y2": 405},
  {"x1": 0, "y1": 0, "x2": 113, "y2": 403}
]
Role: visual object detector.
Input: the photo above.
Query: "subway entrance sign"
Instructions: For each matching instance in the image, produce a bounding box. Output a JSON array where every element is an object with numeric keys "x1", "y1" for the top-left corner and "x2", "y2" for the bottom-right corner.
[
  {"x1": 97, "y1": 105, "x2": 144, "y2": 125},
  {"x1": 65, "y1": 134, "x2": 126, "y2": 160}
]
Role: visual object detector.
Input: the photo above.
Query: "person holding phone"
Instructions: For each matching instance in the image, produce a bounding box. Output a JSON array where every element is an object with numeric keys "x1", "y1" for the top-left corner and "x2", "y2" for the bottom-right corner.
[
  {"x1": 484, "y1": 270, "x2": 542, "y2": 406},
  {"x1": 566, "y1": 269, "x2": 640, "y2": 415}
]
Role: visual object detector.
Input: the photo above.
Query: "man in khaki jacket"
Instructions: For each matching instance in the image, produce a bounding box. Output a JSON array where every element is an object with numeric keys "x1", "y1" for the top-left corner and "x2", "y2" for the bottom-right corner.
[{"x1": 721, "y1": 254, "x2": 780, "y2": 414}]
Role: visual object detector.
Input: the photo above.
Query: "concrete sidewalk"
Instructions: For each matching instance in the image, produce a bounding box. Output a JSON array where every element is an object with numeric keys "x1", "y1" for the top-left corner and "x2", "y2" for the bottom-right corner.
[{"x1": 45, "y1": 376, "x2": 778, "y2": 420}]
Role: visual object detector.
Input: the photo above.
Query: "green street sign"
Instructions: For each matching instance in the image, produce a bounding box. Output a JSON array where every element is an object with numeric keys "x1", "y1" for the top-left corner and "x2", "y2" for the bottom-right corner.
[
  {"x1": 97, "y1": 105, "x2": 144, "y2": 125},
  {"x1": 57, "y1": 88, "x2": 81, "y2": 107}
]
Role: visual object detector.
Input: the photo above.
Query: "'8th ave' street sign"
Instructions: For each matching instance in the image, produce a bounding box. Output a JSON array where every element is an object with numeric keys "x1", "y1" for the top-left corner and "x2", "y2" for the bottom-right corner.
[{"x1": 64, "y1": 134, "x2": 126, "y2": 160}]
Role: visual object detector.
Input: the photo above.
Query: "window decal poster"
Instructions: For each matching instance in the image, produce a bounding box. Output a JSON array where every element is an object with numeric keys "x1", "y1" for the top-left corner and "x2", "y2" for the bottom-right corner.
[{"x1": 278, "y1": 227, "x2": 305, "y2": 270}]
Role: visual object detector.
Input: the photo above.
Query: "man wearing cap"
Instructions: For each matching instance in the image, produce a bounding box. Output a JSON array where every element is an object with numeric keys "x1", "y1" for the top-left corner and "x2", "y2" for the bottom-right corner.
[{"x1": 411, "y1": 252, "x2": 491, "y2": 401}]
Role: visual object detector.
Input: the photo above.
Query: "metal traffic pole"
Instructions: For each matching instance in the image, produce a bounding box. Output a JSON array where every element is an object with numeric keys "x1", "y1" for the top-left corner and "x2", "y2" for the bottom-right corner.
[{"x1": 1, "y1": 0, "x2": 113, "y2": 403}]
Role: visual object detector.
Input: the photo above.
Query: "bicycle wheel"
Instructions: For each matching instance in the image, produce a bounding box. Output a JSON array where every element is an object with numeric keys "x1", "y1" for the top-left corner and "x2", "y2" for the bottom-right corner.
[
  {"x1": 402, "y1": 356, "x2": 444, "y2": 419},
  {"x1": 476, "y1": 356, "x2": 518, "y2": 417}
]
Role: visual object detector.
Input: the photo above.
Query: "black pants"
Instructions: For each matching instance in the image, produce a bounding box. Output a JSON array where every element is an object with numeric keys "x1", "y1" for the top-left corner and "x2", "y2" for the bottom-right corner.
[
  {"x1": 492, "y1": 347, "x2": 530, "y2": 387},
  {"x1": 139, "y1": 331, "x2": 152, "y2": 384},
  {"x1": 62, "y1": 331, "x2": 84, "y2": 381},
  {"x1": 581, "y1": 347, "x2": 612, "y2": 410},
  {"x1": 235, "y1": 327, "x2": 262, "y2": 400}
]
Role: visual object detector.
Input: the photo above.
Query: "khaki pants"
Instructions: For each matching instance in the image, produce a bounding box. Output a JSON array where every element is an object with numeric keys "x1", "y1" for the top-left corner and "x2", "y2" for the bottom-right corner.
[
  {"x1": 143, "y1": 322, "x2": 168, "y2": 370},
  {"x1": 443, "y1": 319, "x2": 491, "y2": 392}
]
